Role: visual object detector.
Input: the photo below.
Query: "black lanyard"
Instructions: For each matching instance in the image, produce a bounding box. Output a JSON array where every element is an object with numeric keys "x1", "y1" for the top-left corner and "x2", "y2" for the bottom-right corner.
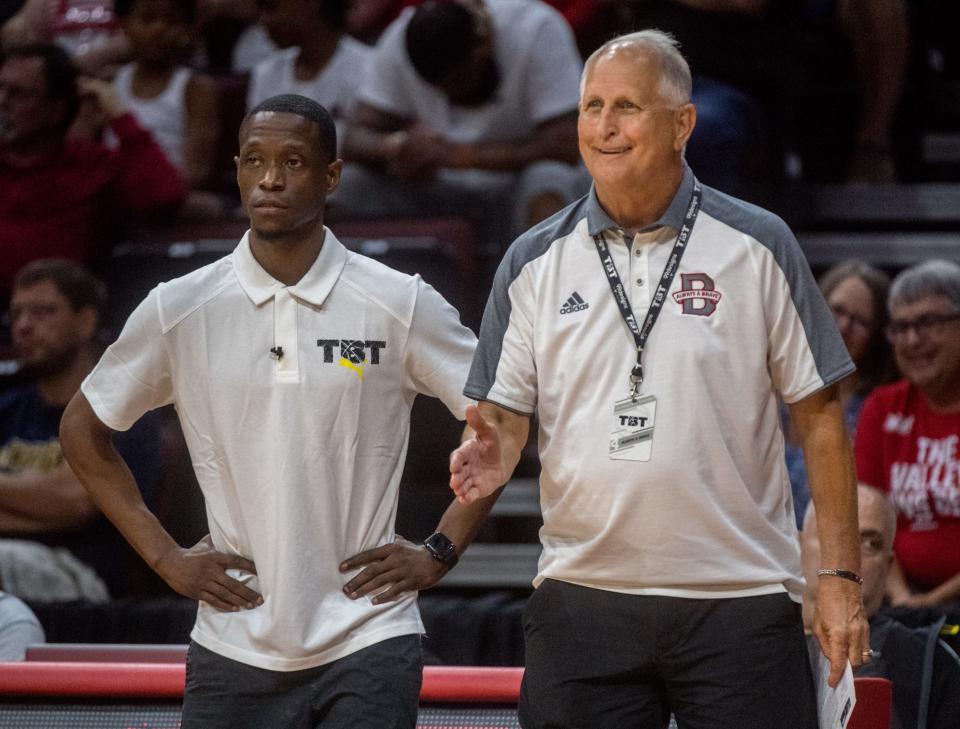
[{"x1": 592, "y1": 180, "x2": 702, "y2": 399}]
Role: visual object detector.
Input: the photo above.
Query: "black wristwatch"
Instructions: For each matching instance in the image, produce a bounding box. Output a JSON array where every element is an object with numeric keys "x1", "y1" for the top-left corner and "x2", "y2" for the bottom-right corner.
[{"x1": 423, "y1": 532, "x2": 459, "y2": 568}]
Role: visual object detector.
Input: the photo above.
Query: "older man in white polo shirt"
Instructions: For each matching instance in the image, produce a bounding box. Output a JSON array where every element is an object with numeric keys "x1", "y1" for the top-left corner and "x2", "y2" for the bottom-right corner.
[
  {"x1": 59, "y1": 94, "x2": 485, "y2": 729},
  {"x1": 449, "y1": 30, "x2": 870, "y2": 729}
]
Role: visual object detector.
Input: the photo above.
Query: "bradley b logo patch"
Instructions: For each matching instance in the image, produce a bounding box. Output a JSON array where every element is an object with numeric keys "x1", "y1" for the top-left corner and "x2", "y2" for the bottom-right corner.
[
  {"x1": 317, "y1": 339, "x2": 386, "y2": 379},
  {"x1": 671, "y1": 273, "x2": 722, "y2": 317}
]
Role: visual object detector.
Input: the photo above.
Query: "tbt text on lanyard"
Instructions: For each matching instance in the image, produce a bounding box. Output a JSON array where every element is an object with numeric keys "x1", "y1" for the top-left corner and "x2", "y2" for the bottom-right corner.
[{"x1": 592, "y1": 179, "x2": 703, "y2": 400}]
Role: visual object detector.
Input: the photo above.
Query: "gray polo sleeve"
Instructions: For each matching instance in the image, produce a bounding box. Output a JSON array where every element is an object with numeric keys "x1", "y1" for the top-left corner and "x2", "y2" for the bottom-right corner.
[
  {"x1": 464, "y1": 245, "x2": 540, "y2": 415},
  {"x1": 755, "y1": 216, "x2": 855, "y2": 402}
]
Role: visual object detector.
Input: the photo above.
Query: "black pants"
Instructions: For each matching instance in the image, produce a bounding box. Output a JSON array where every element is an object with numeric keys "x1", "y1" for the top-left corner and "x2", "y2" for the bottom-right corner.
[
  {"x1": 519, "y1": 580, "x2": 818, "y2": 729},
  {"x1": 181, "y1": 635, "x2": 423, "y2": 729}
]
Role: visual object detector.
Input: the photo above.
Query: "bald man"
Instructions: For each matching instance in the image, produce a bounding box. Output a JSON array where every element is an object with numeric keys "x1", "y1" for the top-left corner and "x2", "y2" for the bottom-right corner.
[{"x1": 802, "y1": 485, "x2": 960, "y2": 729}]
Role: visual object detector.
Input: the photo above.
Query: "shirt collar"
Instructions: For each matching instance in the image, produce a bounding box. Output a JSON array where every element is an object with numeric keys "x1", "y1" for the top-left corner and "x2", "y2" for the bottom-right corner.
[
  {"x1": 586, "y1": 164, "x2": 696, "y2": 237},
  {"x1": 232, "y1": 227, "x2": 347, "y2": 307}
]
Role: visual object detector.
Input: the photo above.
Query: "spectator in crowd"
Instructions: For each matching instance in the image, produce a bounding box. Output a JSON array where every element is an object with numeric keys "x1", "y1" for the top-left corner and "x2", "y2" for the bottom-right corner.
[
  {"x1": 856, "y1": 260, "x2": 960, "y2": 610},
  {"x1": 59, "y1": 94, "x2": 490, "y2": 729},
  {"x1": 786, "y1": 260, "x2": 897, "y2": 525},
  {"x1": 246, "y1": 0, "x2": 371, "y2": 145},
  {"x1": 448, "y1": 30, "x2": 867, "y2": 728},
  {"x1": 802, "y1": 484, "x2": 960, "y2": 729},
  {"x1": 0, "y1": 259, "x2": 163, "y2": 599},
  {"x1": 832, "y1": 0, "x2": 910, "y2": 181},
  {"x1": 339, "y1": 0, "x2": 586, "y2": 249},
  {"x1": 0, "y1": 589, "x2": 44, "y2": 660},
  {"x1": 113, "y1": 0, "x2": 219, "y2": 191},
  {"x1": 612, "y1": 0, "x2": 779, "y2": 196},
  {"x1": 0, "y1": 43, "x2": 185, "y2": 297},
  {"x1": 786, "y1": 0, "x2": 910, "y2": 182},
  {"x1": 1, "y1": 0, "x2": 130, "y2": 76}
]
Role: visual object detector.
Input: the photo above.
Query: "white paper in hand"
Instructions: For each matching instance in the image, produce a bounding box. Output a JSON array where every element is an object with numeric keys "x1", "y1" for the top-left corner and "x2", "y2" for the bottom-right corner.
[{"x1": 816, "y1": 652, "x2": 857, "y2": 729}]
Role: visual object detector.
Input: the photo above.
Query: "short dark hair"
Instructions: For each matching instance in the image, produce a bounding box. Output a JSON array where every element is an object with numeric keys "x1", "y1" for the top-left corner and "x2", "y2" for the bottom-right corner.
[
  {"x1": 13, "y1": 259, "x2": 107, "y2": 320},
  {"x1": 241, "y1": 94, "x2": 337, "y2": 161},
  {"x1": 114, "y1": 0, "x2": 197, "y2": 23},
  {"x1": 405, "y1": 1, "x2": 480, "y2": 84},
  {"x1": 1, "y1": 43, "x2": 78, "y2": 107}
]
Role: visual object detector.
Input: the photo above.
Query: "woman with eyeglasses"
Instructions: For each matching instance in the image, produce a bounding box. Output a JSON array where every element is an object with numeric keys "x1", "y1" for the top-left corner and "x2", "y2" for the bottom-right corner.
[
  {"x1": 854, "y1": 259, "x2": 960, "y2": 612},
  {"x1": 785, "y1": 260, "x2": 898, "y2": 527}
]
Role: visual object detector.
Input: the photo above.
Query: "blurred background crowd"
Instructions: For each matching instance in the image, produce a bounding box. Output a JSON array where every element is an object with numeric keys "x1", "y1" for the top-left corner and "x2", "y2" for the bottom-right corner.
[{"x1": 0, "y1": 2, "x2": 958, "y2": 722}]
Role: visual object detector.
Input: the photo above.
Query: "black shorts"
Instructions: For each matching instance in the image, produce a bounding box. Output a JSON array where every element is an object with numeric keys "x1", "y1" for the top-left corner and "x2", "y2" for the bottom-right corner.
[
  {"x1": 181, "y1": 635, "x2": 423, "y2": 729},
  {"x1": 519, "y1": 580, "x2": 817, "y2": 729}
]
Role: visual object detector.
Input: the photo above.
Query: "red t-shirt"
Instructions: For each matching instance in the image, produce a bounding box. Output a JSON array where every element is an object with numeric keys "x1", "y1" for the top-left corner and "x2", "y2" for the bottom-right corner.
[{"x1": 855, "y1": 380, "x2": 960, "y2": 590}]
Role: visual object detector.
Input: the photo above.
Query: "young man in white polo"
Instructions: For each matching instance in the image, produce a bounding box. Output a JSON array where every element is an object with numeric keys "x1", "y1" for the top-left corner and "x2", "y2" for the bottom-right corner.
[{"x1": 59, "y1": 94, "x2": 485, "y2": 729}]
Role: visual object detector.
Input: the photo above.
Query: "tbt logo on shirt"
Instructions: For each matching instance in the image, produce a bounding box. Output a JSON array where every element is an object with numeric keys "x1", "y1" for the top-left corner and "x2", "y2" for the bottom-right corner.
[
  {"x1": 316, "y1": 339, "x2": 386, "y2": 379},
  {"x1": 672, "y1": 273, "x2": 722, "y2": 316}
]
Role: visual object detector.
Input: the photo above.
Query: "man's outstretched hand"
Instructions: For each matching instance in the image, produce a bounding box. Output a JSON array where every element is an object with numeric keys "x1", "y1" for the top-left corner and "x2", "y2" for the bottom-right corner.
[{"x1": 449, "y1": 405, "x2": 508, "y2": 505}]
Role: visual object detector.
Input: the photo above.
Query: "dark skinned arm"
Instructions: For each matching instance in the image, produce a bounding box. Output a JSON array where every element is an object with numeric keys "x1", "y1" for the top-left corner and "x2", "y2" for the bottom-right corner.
[
  {"x1": 340, "y1": 402, "x2": 532, "y2": 602},
  {"x1": 59, "y1": 392, "x2": 261, "y2": 611}
]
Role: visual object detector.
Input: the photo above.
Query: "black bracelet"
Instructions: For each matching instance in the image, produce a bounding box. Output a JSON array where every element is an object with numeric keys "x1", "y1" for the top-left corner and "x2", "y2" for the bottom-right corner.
[{"x1": 817, "y1": 568, "x2": 863, "y2": 585}]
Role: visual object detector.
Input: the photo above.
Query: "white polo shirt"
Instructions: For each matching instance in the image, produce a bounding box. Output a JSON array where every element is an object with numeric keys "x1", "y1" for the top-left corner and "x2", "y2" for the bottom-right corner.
[
  {"x1": 82, "y1": 229, "x2": 477, "y2": 670},
  {"x1": 466, "y1": 167, "x2": 854, "y2": 601}
]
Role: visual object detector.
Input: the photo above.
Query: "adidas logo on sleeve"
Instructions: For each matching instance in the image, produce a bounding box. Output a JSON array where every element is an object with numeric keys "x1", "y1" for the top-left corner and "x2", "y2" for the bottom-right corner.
[{"x1": 560, "y1": 291, "x2": 589, "y2": 314}]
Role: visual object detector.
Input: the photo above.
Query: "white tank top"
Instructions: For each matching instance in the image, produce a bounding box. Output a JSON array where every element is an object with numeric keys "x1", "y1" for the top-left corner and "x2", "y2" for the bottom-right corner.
[{"x1": 113, "y1": 64, "x2": 190, "y2": 170}]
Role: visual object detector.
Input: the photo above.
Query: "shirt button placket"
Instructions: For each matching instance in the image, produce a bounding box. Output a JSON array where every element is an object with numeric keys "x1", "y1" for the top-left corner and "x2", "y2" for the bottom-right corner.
[{"x1": 274, "y1": 288, "x2": 300, "y2": 381}]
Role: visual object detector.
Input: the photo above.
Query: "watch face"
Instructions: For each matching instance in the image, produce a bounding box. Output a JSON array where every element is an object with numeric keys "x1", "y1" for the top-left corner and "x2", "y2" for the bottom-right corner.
[{"x1": 425, "y1": 532, "x2": 457, "y2": 564}]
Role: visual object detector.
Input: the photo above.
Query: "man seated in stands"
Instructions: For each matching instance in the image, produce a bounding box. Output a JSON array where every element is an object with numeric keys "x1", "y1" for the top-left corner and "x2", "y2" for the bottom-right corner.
[
  {"x1": 339, "y1": 0, "x2": 586, "y2": 250},
  {"x1": 0, "y1": 43, "x2": 185, "y2": 297},
  {"x1": 247, "y1": 0, "x2": 371, "y2": 142},
  {"x1": 0, "y1": 259, "x2": 163, "y2": 599},
  {"x1": 855, "y1": 260, "x2": 960, "y2": 610},
  {"x1": 802, "y1": 484, "x2": 960, "y2": 729}
]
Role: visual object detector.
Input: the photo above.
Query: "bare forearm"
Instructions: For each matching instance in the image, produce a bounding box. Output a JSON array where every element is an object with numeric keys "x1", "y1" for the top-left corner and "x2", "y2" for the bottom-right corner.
[
  {"x1": 60, "y1": 395, "x2": 179, "y2": 571},
  {"x1": 449, "y1": 138, "x2": 568, "y2": 171},
  {"x1": 925, "y1": 572, "x2": 960, "y2": 606},
  {"x1": 436, "y1": 485, "x2": 505, "y2": 554},
  {"x1": 449, "y1": 118, "x2": 578, "y2": 171},
  {"x1": 341, "y1": 124, "x2": 398, "y2": 166},
  {"x1": 794, "y1": 391, "x2": 861, "y2": 573},
  {"x1": 0, "y1": 468, "x2": 99, "y2": 533}
]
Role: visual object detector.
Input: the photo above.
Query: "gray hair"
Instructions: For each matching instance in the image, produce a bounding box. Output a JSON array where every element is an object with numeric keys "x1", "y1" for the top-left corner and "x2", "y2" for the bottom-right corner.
[
  {"x1": 580, "y1": 30, "x2": 692, "y2": 106},
  {"x1": 889, "y1": 259, "x2": 960, "y2": 313}
]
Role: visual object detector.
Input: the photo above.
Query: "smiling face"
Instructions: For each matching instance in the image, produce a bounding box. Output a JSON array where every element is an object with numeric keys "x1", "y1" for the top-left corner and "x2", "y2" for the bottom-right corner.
[
  {"x1": 889, "y1": 295, "x2": 960, "y2": 399},
  {"x1": 577, "y1": 49, "x2": 694, "y2": 199},
  {"x1": 235, "y1": 111, "x2": 341, "y2": 243}
]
